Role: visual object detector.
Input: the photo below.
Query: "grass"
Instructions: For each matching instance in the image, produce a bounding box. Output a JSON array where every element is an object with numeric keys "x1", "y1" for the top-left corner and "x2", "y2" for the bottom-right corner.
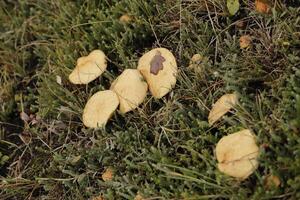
[{"x1": 0, "y1": 0, "x2": 300, "y2": 199}]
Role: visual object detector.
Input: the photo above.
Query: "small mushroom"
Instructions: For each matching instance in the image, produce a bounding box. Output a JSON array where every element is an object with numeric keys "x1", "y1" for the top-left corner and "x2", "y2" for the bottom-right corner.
[
  {"x1": 69, "y1": 50, "x2": 107, "y2": 84},
  {"x1": 137, "y1": 48, "x2": 177, "y2": 98},
  {"x1": 216, "y1": 129, "x2": 259, "y2": 179},
  {"x1": 102, "y1": 167, "x2": 114, "y2": 181},
  {"x1": 239, "y1": 35, "x2": 252, "y2": 49},
  {"x1": 208, "y1": 93, "x2": 238, "y2": 126},
  {"x1": 119, "y1": 14, "x2": 132, "y2": 23},
  {"x1": 82, "y1": 90, "x2": 119, "y2": 128},
  {"x1": 110, "y1": 69, "x2": 148, "y2": 114}
]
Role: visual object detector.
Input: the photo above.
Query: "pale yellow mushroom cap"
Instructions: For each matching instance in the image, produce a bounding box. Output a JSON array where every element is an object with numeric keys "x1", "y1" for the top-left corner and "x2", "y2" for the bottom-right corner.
[
  {"x1": 208, "y1": 93, "x2": 238, "y2": 126},
  {"x1": 82, "y1": 90, "x2": 119, "y2": 128},
  {"x1": 69, "y1": 50, "x2": 107, "y2": 84},
  {"x1": 216, "y1": 129, "x2": 259, "y2": 179},
  {"x1": 110, "y1": 69, "x2": 148, "y2": 114},
  {"x1": 137, "y1": 48, "x2": 177, "y2": 98}
]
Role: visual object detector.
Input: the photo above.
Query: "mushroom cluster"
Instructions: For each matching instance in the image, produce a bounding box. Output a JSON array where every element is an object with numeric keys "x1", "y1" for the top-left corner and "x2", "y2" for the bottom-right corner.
[
  {"x1": 69, "y1": 48, "x2": 177, "y2": 128},
  {"x1": 68, "y1": 49, "x2": 260, "y2": 181},
  {"x1": 206, "y1": 91, "x2": 260, "y2": 179}
]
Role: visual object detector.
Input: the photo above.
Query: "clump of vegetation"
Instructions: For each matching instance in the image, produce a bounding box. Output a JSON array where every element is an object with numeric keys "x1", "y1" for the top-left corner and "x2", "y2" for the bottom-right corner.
[{"x1": 0, "y1": 0, "x2": 299, "y2": 199}]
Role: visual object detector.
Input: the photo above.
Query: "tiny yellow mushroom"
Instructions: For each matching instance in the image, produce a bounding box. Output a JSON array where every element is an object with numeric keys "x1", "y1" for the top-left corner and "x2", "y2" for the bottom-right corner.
[
  {"x1": 110, "y1": 69, "x2": 148, "y2": 114},
  {"x1": 82, "y1": 90, "x2": 119, "y2": 128},
  {"x1": 69, "y1": 50, "x2": 107, "y2": 84},
  {"x1": 216, "y1": 129, "x2": 259, "y2": 179},
  {"x1": 137, "y1": 48, "x2": 177, "y2": 99}
]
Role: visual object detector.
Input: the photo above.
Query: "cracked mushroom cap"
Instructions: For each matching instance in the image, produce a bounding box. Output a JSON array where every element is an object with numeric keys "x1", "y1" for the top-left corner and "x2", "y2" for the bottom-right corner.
[
  {"x1": 216, "y1": 129, "x2": 259, "y2": 179},
  {"x1": 137, "y1": 48, "x2": 177, "y2": 98},
  {"x1": 82, "y1": 90, "x2": 119, "y2": 128},
  {"x1": 69, "y1": 50, "x2": 107, "y2": 84},
  {"x1": 110, "y1": 69, "x2": 148, "y2": 114}
]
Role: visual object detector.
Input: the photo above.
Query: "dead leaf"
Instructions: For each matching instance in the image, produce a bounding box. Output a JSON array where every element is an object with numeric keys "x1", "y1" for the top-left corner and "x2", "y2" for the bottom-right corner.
[
  {"x1": 19, "y1": 131, "x2": 32, "y2": 144},
  {"x1": 134, "y1": 194, "x2": 144, "y2": 200},
  {"x1": 208, "y1": 93, "x2": 238, "y2": 126},
  {"x1": 102, "y1": 167, "x2": 114, "y2": 181},
  {"x1": 150, "y1": 51, "x2": 166, "y2": 75},
  {"x1": 119, "y1": 14, "x2": 132, "y2": 23},
  {"x1": 255, "y1": 0, "x2": 271, "y2": 14},
  {"x1": 265, "y1": 175, "x2": 281, "y2": 188},
  {"x1": 239, "y1": 35, "x2": 252, "y2": 49},
  {"x1": 92, "y1": 195, "x2": 105, "y2": 200},
  {"x1": 20, "y1": 112, "x2": 30, "y2": 122},
  {"x1": 235, "y1": 20, "x2": 245, "y2": 29},
  {"x1": 216, "y1": 129, "x2": 259, "y2": 179},
  {"x1": 70, "y1": 155, "x2": 81, "y2": 165}
]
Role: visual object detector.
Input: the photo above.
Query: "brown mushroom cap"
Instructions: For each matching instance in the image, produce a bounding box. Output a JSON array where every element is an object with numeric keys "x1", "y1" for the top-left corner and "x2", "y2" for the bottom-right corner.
[
  {"x1": 208, "y1": 93, "x2": 238, "y2": 126},
  {"x1": 216, "y1": 129, "x2": 259, "y2": 179},
  {"x1": 69, "y1": 50, "x2": 107, "y2": 84},
  {"x1": 82, "y1": 90, "x2": 119, "y2": 128},
  {"x1": 110, "y1": 69, "x2": 148, "y2": 114},
  {"x1": 137, "y1": 48, "x2": 177, "y2": 98}
]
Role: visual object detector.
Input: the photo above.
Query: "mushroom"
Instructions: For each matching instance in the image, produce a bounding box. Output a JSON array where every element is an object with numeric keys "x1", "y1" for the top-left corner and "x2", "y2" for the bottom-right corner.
[
  {"x1": 208, "y1": 93, "x2": 238, "y2": 126},
  {"x1": 137, "y1": 48, "x2": 177, "y2": 98},
  {"x1": 69, "y1": 50, "x2": 107, "y2": 84},
  {"x1": 82, "y1": 90, "x2": 119, "y2": 128},
  {"x1": 239, "y1": 35, "x2": 252, "y2": 49},
  {"x1": 216, "y1": 129, "x2": 259, "y2": 179},
  {"x1": 119, "y1": 14, "x2": 132, "y2": 23},
  {"x1": 110, "y1": 69, "x2": 148, "y2": 114},
  {"x1": 102, "y1": 167, "x2": 114, "y2": 181}
]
